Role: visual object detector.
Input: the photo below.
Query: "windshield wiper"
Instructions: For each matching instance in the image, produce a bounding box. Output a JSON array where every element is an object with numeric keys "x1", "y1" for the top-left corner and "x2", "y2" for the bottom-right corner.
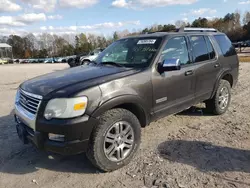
[{"x1": 101, "y1": 61, "x2": 124, "y2": 67}]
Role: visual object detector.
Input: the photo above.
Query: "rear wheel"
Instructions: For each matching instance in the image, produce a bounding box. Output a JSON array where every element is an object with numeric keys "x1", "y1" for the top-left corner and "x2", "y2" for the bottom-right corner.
[
  {"x1": 205, "y1": 80, "x2": 231, "y2": 115},
  {"x1": 87, "y1": 108, "x2": 141, "y2": 172}
]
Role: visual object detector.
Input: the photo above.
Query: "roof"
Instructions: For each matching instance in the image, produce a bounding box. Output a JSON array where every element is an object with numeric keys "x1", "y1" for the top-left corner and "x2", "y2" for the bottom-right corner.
[
  {"x1": 0, "y1": 43, "x2": 11, "y2": 48},
  {"x1": 123, "y1": 30, "x2": 223, "y2": 39}
]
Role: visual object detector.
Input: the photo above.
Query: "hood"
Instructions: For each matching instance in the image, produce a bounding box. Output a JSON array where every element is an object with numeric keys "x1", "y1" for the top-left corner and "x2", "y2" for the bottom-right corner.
[{"x1": 20, "y1": 65, "x2": 135, "y2": 97}]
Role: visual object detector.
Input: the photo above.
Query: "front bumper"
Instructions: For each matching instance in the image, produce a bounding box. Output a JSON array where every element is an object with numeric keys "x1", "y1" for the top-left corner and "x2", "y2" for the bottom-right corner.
[
  {"x1": 14, "y1": 88, "x2": 99, "y2": 155},
  {"x1": 14, "y1": 112, "x2": 98, "y2": 155}
]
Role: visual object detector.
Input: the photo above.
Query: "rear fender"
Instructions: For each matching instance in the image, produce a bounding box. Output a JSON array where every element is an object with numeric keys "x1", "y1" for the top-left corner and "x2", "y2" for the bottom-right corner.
[{"x1": 210, "y1": 70, "x2": 232, "y2": 99}]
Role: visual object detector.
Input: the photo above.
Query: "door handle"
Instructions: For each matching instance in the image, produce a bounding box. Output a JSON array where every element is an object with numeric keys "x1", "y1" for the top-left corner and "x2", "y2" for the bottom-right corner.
[
  {"x1": 185, "y1": 70, "x2": 193, "y2": 76},
  {"x1": 214, "y1": 63, "x2": 220, "y2": 68}
]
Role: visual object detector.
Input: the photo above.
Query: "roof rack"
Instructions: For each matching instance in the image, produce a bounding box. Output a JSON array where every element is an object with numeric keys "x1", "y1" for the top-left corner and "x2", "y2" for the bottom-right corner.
[{"x1": 178, "y1": 27, "x2": 218, "y2": 32}]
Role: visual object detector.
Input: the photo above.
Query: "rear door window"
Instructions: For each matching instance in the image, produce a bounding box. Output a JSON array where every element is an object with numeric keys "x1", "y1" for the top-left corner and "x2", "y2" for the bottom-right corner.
[
  {"x1": 204, "y1": 36, "x2": 216, "y2": 59},
  {"x1": 214, "y1": 34, "x2": 236, "y2": 57},
  {"x1": 190, "y1": 36, "x2": 210, "y2": 62}
]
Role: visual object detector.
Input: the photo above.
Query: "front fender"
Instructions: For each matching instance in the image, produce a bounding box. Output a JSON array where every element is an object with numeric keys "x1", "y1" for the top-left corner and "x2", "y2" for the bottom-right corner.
[{"x1": 91, "y1": 95, "x2": 150, "y2": 124}]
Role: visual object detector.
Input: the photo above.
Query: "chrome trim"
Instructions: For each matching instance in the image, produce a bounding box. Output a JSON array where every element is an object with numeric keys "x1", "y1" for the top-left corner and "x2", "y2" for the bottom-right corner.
[
  {"x1": 20, "y1": 89, "x2": 43, "y2": 100},
  {"x1": 15, "y1": 89, "x2": 43, "y2": 130},
  {"x1": 15, "y1": 102, "x2": 36, "y2": 130},
  {"x1": 18, "y1": 89, "x2": 42, "y2": 115}
]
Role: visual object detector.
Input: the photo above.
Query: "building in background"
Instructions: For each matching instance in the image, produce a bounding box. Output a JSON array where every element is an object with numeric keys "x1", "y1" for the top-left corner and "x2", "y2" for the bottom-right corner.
[{"x1": 0, "y1": 43, "x2": 13, "y2": 59}]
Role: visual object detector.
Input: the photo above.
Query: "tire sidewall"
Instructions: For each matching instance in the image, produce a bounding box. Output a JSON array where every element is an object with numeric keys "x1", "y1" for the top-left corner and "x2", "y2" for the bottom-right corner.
[
  {"x1": 92, "y1": 110, "x2": 141, "y2": 171},
  {"x1": 215, "y1": 80, "x2": 231, "y2": 114},
  {"x1": 81, "y1": 60, "x2": 90, "y2": 65}
]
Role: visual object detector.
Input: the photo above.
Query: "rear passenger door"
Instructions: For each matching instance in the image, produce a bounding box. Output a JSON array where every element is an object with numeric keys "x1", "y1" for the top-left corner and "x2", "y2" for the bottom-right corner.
[{"x1": 188, "y1": 35, "x2": 220, "y2": 101}]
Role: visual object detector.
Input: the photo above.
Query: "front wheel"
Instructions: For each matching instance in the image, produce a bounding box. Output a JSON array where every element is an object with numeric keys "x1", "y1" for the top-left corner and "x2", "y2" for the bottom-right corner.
[
  {"x1": 205, "y1": 80, "x2": 231, "y2": 115},
  {"x1": 87, "y1": 108, "x2": 141, "y2": 172}
]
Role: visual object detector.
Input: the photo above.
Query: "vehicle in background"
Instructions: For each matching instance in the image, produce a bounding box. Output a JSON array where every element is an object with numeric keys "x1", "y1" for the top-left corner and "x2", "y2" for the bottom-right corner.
[
  {"x1": 7, "y1": 58, "x2": 14, "y2": 64},
  {"x1": 233, "y1": 40, "x2": 250, "y2": 48},
  {"x1": 53, "y1": 57, "x2": 59, "y2": 63},
  {"x1": 44, "y1": 58, "x2": 55, "y2": 64},
  {"x1": 37, "y1": 58, "x2": 44, "y2": 63},
  {"x1": 57, "y1": 57, "x2": 68, "y2": 63},
  {"x1": 241, "y1": 41, "x2": 248, "y2": 47},
  {"x1": 80, "y1": 49, "x2": 103, "y2": 64},
  {"x1": 233, "y1": 41, "x2": 243, "y2": 48},
  {"x1": 0, "y1": 58, "x2": 8, "y2": 65},
  {"x1": 0, "y1": 58, "x2": 14, "y2": 64},
  {"x1": 13, "y1": 59, "x2": 20, "y2": 64},
  {"x1": 29, "y1": 59, "x2": 38, "y2": 63},
  {"x1": 68, "y1": 48, "x2": 104, "y2": 67},
  {"x1": 19, "y1": 59, "x2": 29, "y2": 64},
  {"x1": 245, "y1": 40, "x2": 250, "y2": 47}
]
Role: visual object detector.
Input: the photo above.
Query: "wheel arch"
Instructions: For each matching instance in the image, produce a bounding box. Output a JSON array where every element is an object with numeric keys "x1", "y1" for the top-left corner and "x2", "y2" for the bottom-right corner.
[
  {"x1": 82, "y1": 59, "x2": 91, "y2": 62},
  {"x1": 91, "y1": 95, "x2": 151, "y2": 127},
  {"x1": 211, "y1": 71, "x2": 234, "y2": 98}
]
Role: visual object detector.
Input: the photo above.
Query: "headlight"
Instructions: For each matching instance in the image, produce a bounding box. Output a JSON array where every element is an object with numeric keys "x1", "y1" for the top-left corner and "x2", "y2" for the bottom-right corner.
[{"x1": 44, "y1": 97, "x2": 88, "y2": 120}]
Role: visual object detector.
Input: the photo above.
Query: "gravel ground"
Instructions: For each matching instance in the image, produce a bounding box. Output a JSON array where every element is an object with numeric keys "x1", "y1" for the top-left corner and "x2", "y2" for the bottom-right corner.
[{"x1": 0, "y1": 63, "x2": 250, "y2": 188}]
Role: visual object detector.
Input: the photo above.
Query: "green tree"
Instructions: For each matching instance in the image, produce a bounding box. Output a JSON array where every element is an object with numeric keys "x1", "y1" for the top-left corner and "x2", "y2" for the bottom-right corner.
[
  {"x1": 243, "y1": 11, "x2": 250, "y2": 25},
  {"x1": 79, "y1": 33, "x2": 90, "y2": 53},
  {"x1": 113, "y1": 31, "x2": 119, "y2": 41},
  {"x1": 38, "y1": 49, "x2": 48, "y2": 58},
  {"x1": 192, "y1": 17, "x2": 209, "y2": 28},
  {"x1": 54, "y1": 37, "x2": 70, "y2": 56},
  {"x1": 142, "y1": 28, "x2": 149, "y2": 33},
  {"x1": 75, "y1": 35, "x2": 80, "y2": 54},
  {"x1": 62, "y1": 44, "x2": 74, "y2": 56},
  {"x1": 162, "y1": 24, "x2": 176, "y2": 32},
  {"x1": 7, "y1": 35, "x2": 25, "y2": 58}
]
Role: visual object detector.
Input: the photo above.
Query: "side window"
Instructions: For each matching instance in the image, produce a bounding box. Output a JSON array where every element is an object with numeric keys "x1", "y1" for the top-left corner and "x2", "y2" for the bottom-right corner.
[
  {"x1": 160, "y1": 36, "x2": 190, "y2": 65},
  {"x1": 205, "y1": 36, "x2": 216, "y2": 59},
  {"x1": 190, "y1": 36, "x2": 210, "y2": 62},
  {"x1": 214, "y1": 34, "x2": 236, "y2": 57}
]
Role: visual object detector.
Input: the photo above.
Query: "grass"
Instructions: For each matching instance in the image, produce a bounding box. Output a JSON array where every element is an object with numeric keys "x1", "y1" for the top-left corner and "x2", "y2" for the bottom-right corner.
[{"x1": 238, "y1": 56, "x2": 250, "y2": 62}]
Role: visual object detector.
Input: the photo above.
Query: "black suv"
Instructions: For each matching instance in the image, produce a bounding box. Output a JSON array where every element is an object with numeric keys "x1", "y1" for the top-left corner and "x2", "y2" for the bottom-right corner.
[{"x1": 14, "y1": 28, "x2": 239, "y2": 172}]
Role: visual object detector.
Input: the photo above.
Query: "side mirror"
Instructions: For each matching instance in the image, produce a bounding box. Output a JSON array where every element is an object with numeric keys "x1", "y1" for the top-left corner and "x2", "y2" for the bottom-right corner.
[{"x1": 158, "y1": 58, "x2": 181, "y2": 74}]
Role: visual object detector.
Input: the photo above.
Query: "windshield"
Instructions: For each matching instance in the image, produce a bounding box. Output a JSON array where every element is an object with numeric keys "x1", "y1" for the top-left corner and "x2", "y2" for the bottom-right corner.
[{"x1": 95, "y1": 37, "x2": 162, "y2": 68}]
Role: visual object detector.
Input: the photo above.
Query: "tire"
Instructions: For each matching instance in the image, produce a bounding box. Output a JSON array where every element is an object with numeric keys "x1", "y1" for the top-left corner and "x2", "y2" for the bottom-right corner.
[
  {"x1": 205, "y1": 80, "x2": 231, "y2": 115},
  {"x1": 81, "y1": 60, "x2": 90, "y2": 65},
  {"x1": 87, "y1": 108, "x2": 141, "y2": 172},
  {"x1": 67, "y1": 58, "x2": 75, "y2": 67}
]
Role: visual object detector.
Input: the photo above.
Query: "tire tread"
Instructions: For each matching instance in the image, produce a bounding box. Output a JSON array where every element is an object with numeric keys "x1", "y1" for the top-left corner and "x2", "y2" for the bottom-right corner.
[{"x1": 86, "y1": 108, "x2": 141, "y2": 172}]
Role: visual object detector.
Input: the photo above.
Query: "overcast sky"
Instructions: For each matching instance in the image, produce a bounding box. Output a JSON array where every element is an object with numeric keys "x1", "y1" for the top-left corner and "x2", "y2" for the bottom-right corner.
[{"x1": 0, "y1": 0, "x2": 249, "y2": 36}]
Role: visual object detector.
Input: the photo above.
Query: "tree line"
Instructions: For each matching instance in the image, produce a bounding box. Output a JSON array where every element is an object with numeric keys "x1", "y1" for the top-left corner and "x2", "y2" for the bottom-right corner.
[{"x1": 0, "y1": 10, "x2": 250, "y2": 59}]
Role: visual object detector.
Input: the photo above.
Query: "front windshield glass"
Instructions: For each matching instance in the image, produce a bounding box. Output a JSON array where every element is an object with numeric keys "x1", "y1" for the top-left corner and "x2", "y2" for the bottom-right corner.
[{"x1": 95, "y1": 37, "x2": 162, "y2": 68}]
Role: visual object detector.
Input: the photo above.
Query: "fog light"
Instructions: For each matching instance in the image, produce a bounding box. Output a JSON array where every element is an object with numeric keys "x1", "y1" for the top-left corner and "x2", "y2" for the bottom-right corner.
[{"x1": 48, "y1": 133, "x2": 65, "y2": 142}]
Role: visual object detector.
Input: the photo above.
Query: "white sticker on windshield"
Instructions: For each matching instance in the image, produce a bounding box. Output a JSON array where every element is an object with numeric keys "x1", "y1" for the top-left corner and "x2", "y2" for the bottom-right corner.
[{"x1": 137, "y1": 39, "x2": 156, "y2": 45}]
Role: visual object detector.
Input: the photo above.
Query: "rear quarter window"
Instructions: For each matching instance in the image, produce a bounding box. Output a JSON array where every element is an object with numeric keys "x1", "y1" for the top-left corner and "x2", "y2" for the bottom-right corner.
[{"x1": 214, "y1": 35, "x2": 236, "y2": 57}]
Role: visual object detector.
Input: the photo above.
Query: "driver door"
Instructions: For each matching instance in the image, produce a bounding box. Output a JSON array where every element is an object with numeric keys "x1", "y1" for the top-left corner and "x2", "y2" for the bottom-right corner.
[{"x1": 152, "y1": 36, "x2": 196, "y2": 119}]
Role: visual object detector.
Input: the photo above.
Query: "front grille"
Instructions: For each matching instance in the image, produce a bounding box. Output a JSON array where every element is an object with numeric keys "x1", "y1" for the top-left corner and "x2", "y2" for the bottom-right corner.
[{"x1": 18, "y1": 89, "x2": 42, "y2": 115}]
